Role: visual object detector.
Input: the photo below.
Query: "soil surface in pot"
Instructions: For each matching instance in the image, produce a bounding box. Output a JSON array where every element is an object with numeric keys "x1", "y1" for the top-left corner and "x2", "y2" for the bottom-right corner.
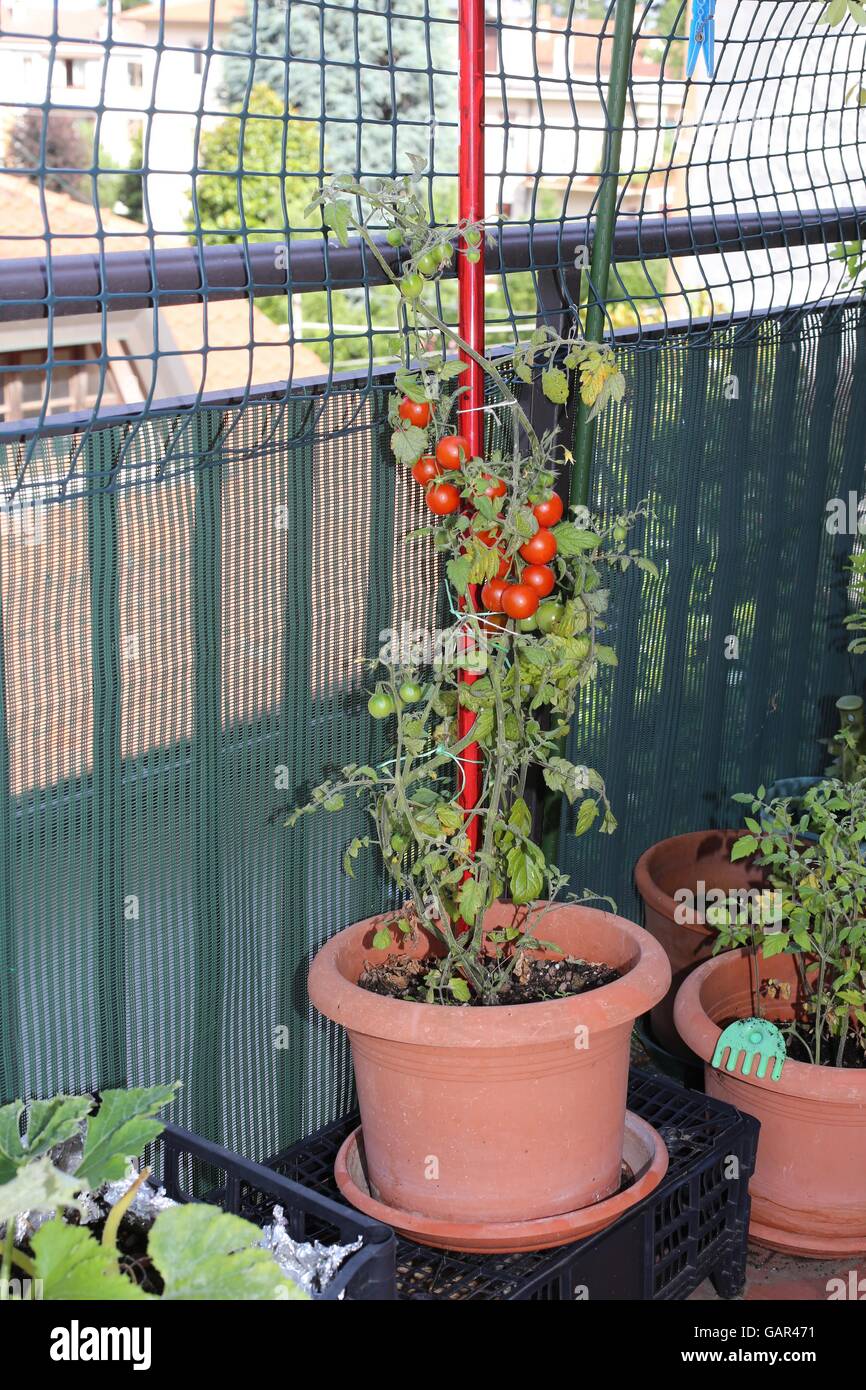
[{"x1": 359, "y1": 952, "x2": 619, "y2": 1004}]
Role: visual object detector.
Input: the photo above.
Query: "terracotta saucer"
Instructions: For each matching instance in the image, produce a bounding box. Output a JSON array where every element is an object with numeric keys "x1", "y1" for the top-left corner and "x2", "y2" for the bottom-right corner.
[{"x1": 334, "y1": 1111, "x2": 668, "y2": 1254}]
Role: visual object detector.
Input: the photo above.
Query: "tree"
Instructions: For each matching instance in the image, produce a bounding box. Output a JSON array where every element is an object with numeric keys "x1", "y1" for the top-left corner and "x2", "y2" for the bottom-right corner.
[
  {"x1": 221, "y1": 0, "x2": 456, "y2": 176},
  {"x1": 189, "y1": 84, "x2": 320, "y2": 243},
  {"x1": 5, "y1": 108, "x2": 90, "y2": 201},
  {"x1": 99, "y1": 125, "x2": 144, "y2": 220}
]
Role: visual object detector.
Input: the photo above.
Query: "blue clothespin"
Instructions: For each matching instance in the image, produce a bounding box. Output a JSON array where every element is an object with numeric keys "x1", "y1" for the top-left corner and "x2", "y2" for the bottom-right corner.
[{"x1": 686, "y1": 0, "x2": 715, "y2": 80}]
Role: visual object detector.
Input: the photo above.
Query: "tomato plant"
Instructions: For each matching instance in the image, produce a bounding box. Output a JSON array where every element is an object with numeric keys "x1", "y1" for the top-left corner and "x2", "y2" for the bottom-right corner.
[{"x1": 290, "y1": 174, "x2": 654, "y2": 1004}]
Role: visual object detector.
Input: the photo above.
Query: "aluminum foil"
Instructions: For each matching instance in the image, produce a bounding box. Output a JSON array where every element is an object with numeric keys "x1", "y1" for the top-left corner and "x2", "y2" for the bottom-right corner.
[
  {"x1": 258, "y1": 1204, "x2": 362, "y2": 1296},
  {"x1": 102, "y1": 1164, "x2": 178, "y2": 1229}
]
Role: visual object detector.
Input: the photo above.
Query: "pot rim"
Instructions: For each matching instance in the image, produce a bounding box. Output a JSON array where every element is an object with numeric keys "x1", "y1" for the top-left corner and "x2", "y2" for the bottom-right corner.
[
  {"x1": 308, "y1": 902, "x2": 671, "y2": 1047},
  {"x1": 674, "y1": 946, "x2": 866, "y2": 1102},
  {"x1": 633, "y1": 828, "x2": 752, "y2": 935}
]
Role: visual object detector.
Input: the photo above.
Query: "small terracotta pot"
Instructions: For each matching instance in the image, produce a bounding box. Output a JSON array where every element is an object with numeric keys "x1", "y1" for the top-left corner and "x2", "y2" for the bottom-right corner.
[
  {"x1": 674, "y1": 947, "x2": 866, "y2": 1257},
  {"x1": 634, "y1": 830, "x2": 765, "y2": 1059},
  {"x1": 308, "y1": 902, "x2": 670, "y2": 1234}
]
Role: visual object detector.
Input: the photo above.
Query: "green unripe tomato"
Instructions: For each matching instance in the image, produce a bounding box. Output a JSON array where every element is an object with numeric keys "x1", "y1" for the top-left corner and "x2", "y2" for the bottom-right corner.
[
  {"x1": 398, "y1": 681, "x2": 424, "y2": 704},
  {"x1": 368, "y1": 691, "x2": 395, "y2": 719},
  {"x1": 417, "y1": 248, "x2": 442, "y2": 277},
  {"x1": 465, "y1": 227, "x2": 482, "y2": 247},
  {"x1": 439, "y1": 241, "x2": 453, "y2": 264},
  {"x1": 400, "y1": 272, "x2": 424, "y2": 300},
  {"x1": 517, "y1": 614, "x2": 538, "y2": 632},
  {"x1": 536, "y1": 600, "x2": 565, "y2": 634},
  {"x1": 465, "y1": 248, "x2": 481, "y2": 264},
  {"x1": 385, "y1": 227, "x2": 403, "y2": 246},
  {"x1": 613, "y1": 521, "x2": 628, "y2": 543}
]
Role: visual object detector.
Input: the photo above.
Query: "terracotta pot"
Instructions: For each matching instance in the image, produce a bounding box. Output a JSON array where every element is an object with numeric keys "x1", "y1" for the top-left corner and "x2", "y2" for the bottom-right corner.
[
  {"x1": 334, "y1": 1110, "x2": 668, "y2": 1253},
  {"x1": 308, "y1": 902, "x2": 670, "y2": 1232},
  {"x1": 674, "y1": 947, "x2": 866, "y2": 1257},
  {"x1": 634, "y1": 830, "x2": 766, "y2": 1059}
]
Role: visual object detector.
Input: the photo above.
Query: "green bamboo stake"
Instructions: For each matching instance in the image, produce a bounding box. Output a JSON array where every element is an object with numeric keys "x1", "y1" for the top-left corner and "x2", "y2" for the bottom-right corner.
[{"x1": 542, "y1": 0, "x2": 636, "y2": 867}]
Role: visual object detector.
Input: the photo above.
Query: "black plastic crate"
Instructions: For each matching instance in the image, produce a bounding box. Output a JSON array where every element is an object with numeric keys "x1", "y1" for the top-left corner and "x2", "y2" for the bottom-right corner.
[
  {"x1": 148, "y1": 1122, "x2": 396, "y2": 1300},
  {"x1": 265, "y1": 1070, "x2": 759, "y2": 1300}
]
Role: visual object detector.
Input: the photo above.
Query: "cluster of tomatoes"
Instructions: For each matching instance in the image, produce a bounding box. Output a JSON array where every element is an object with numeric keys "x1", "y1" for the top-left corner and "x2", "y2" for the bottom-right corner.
[
  {"x1": 389, "y1": 226, "x2": 484, "y2": 301},
  {"x1": 400, "y1": 395, "x2": 566, "y2": 629}
]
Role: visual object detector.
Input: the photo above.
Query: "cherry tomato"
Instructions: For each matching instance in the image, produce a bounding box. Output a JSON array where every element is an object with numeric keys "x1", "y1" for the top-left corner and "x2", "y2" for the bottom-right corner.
[
  {"x1": 480, "y1": 578, "x2": 507, "y2": 611},
  {"x1": 425, "y1": 482, "x2": 460, "y2": 515},
  {"x1": 399, "y1": 681, "x2": 424, "y2": 704},
  {"x1": 411, "y1": 455, "x2": 439, "y2": 486},
  {"x1": 418, "y1": 248, "x2": 442, "y2": 277},
  {"x1": 439, "y1": 242, "x2": 453, "y2": 264},
  {"x1": 385, "y1": 227, "x2": 403, "y2": 246},
  {"x1": 501, "y1": 584, "x2": 540, "y2": 620},
  {"x1": 465, "y1": 248, "x2": 481, "y2": 264},
  {"x1": 482, "y1": 474, "x2": 506, "y2": 499},
  {"x1": 533, "y1": 494, "x2": 564, "y2": 528},
  {"x1": 436, "y1": 435, "x2": 470, "y2": 470},
  {"x1": 522, "y1": 563, "x2": 555, "y2": 597},
  {"x1": 517, "y1": 614, "x2": 538, "y2": 632},
  {"x1": 401, "y1": 272, "x2": 424, "y2": 300},
  {"x1": 399, "y1": 396, "x2": 432, "y2": 427},
  {"x1": 494, "y1": 553, "x2": 512, "y2": 580},
  {"x1": 519, "y1": 528, "x2": 557, "y2": 565},
  {"x1": 476, "y1": 529, "x2": 501, "y2": 548},
  {"x1": 465, "y1": 227, "x2": 482, "y2": 246},
  {"x1": 613, "y1": 522, "x2": 629, "y2": 543},
  {"x1": 479, "y1": 612, "x2": 507, "y2": 635},
  {"x1": 536, "y1": 600, "x2": 565, "y2": 634},
  {"x1": 368, "y1": 692, "x2": 395, "y2": 719}
]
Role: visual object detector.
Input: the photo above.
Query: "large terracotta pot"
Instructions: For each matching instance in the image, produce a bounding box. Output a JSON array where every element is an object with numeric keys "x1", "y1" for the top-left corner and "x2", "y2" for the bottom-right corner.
[
  {"x1": 308, "y1": 902, "x2": 670, "y2": 1229},
  {"x1": 634, "y1": 830, "x2": 765, "y2": 1058},
  {"x1": 675, "y1": 947, "x2": 866, "y2": 1256}
]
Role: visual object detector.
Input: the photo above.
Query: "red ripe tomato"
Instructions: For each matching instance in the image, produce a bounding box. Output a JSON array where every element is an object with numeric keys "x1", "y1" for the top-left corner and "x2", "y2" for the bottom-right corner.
[
  {"x1": 501, "y1": 584, "x2": 540, "y2": 620},
  {"x1": 480, "y1": 578, "x2": 507, "y2": 611},
  {"x1": 533, "y1": 494, "x2": 564, "y2": 528},
  {"x1": 495, "y1": 552, "x2": 512, "y2": 579},
  {"x1": 476, "y1": 529, "x2": 501, "y2": 548},
  {"x1": 425, "y1": 482, "x2": 460, "y2": 515},
  {"x1": 411, "y1": 455, "x2": 439, "y2": 486},
  {"x1": 483, "y1": 474, "x2": 506, "y2": 499},
  {"x1": 522, "y1": 563, "x2": 555, "y2": 597},
  {"x1": 435, "y1": 435, "x2": 470, "y2": 470},
  {"x1": 519, "y1": 528, "x2": 557, "y2": 565},
  {"x1": 399, "y1": 397, "x2": 432, "y2": 428}
]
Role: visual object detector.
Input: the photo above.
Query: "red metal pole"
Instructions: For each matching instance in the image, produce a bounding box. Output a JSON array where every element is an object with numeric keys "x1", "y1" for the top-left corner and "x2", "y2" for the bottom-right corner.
[{"x1": 456, "y1": 0, "x2": 485, "y2": 856}]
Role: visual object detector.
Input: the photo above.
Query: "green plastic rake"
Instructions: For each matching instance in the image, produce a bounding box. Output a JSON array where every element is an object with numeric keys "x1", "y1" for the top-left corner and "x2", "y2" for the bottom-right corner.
[{"x1": 711, "y1": 1018, "x2": 787, "y2": 1082}]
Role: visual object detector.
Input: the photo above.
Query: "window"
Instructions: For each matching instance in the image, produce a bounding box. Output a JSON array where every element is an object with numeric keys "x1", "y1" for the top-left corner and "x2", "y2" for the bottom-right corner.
[
  {"x1": 127, "y1": 62, "x2": 143, "y2": 90},
  {"x1": 192, "y1": 44, "x2": 204, "y2": 76},
  {"x1": 0, "y1": 345, "x2": 137, "y2": 423},
  {"x1": 64, "y1": 58, "x2": 87, "y2": 89}
]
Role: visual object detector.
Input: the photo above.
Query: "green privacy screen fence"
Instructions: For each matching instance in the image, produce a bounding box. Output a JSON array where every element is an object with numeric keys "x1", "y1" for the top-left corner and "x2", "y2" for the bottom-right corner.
[{"x1": 1, "y1": 301, "x2": 865, "y2": 1161}]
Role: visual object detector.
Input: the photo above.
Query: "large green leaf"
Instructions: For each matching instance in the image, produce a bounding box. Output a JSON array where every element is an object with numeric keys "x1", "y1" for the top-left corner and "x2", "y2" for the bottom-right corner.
[
  {"x1": 0, "y1": 1157, "x2": 87, "y2": 1227},
  {"x1": 30, "y1": 1219, "x2": 151, "y2": 1300},
  {"x1": 0, "y1": 1095, "x2": 93, "y2": 1184},
  {"x1": 148, "y1": 1204, "x2": 307, "y2": 1301},
  {"x1": 75, "y1": 1084, "x2": 177, "y2": 1190}
]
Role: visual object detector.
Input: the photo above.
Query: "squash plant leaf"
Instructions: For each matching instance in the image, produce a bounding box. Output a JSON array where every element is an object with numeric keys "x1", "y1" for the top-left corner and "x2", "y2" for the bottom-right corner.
[
  {"x1": 149, "y1": 1204, "x2": 307, "y2": 1301},
  {"x1": 30, "y1": 1219, "x2": 152, "y2": 1301},
  {"x1": 76, "y1": 1084, "x2": 177, "y2": 1190},
  {"x1": 0, "y1": 1156, "x2": 88, "y2": 1228}
]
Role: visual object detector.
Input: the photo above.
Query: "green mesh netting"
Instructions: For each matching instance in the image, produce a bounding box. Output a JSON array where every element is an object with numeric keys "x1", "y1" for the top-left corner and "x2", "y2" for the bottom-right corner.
[
  {"x1": 558, "y1": 302, "x2": 866, "y2": 921},
  {"x1": 1, "y1": 305, "x2": 865, "y2": 1160}
]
